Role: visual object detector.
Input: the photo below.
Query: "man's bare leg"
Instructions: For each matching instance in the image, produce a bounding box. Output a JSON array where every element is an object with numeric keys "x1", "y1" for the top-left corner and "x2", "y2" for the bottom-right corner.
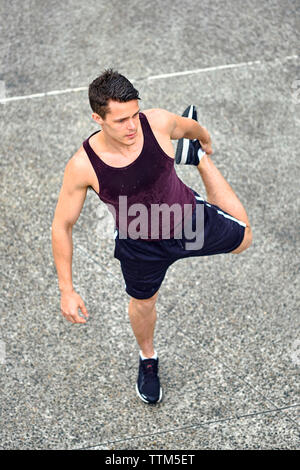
[
  {"x1": 130, "y1": 291, "x2": 162, "y2": 404},
  {"x1": 197, "y1": 154, "x2": 252, "y2": 253},
  {"x1": 128, "y1": 292, "x2": 159, "y2": 358}
]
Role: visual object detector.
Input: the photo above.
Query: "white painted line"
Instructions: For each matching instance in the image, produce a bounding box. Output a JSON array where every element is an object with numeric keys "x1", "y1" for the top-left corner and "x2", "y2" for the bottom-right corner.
[
  {"x1": 0, "y1": 340, "x2": 5, "y2": 364},
  {"x1": 146, "y1": 55, "x2": 298, "y2": 81},
  {"x1": 0, "y1": 55, "x2": 298, "y2": 104},
  {"x1": 147, "y1": 60, "x2": 262, "y2": 80},
  {"x1": 0, "y1": 81, "x2": 6, "y2": 99},
  {"x1": 0, "y1": 86, "x2": 87, "y2": 103}
]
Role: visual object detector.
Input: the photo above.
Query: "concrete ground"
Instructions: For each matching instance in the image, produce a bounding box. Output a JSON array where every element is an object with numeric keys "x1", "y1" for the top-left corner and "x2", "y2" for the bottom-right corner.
[{"x1": 0, "y1": 0, "x2": 299, "y2": 450}]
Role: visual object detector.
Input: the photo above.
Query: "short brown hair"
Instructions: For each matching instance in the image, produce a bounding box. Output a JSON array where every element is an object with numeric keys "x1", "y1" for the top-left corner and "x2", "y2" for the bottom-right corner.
[{"x1": 88, "y1": 69, "x2": 140, "y2": 119}]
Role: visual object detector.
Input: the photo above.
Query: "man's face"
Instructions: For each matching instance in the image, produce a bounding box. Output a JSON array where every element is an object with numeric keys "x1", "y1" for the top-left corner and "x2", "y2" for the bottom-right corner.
[{"x1": 97, "y1": 99, "x2": 141, "y2": 146}]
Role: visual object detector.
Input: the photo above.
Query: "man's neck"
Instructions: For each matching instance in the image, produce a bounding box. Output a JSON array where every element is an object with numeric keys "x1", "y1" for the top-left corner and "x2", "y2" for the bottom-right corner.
[{"x1": 98, "y1": 123, "x2": 142, "y2": 157}]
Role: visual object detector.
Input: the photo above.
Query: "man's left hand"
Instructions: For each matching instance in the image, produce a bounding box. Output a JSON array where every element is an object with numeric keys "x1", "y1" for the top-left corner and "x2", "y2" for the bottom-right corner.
[{"x1": 199, "y1": 137, "x2": 213, "y2": 155}]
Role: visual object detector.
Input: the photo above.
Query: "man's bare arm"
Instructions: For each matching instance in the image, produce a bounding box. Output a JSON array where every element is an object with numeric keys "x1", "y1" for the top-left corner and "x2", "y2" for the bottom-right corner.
[
  {"x1": 51, "y1": 152, "x2": 90, "y2": 324},
  {"x1": 157, "y1": 108, "x2": 213, "y2": 155}
]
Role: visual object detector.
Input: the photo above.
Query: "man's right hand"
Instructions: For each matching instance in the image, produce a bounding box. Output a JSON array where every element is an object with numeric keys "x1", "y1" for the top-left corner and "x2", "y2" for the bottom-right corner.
[{"x1": 60, "y1": 290, "x2": 89, "y2": 324}]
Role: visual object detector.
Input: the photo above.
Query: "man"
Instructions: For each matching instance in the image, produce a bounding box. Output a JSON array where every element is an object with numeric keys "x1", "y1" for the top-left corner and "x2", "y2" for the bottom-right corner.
[{"x1": 51, "y1": 69, "x2": 252, "y2": 405}]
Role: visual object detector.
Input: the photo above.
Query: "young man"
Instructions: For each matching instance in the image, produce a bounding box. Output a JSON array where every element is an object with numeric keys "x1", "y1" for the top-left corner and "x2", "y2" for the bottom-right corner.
[{"x1": 51, "y1": 69, "x2": 252, "y2": 405}]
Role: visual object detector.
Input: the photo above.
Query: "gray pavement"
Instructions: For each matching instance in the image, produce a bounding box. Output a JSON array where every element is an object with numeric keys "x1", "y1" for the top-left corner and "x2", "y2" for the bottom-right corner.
[{"x1": 0, "y1": 0, "x2": 299, "y2": 450}]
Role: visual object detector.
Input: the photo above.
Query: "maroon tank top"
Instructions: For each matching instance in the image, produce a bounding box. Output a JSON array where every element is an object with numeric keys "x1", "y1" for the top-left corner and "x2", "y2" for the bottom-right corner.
[{"x1": 82, "y1": 112, "x2": 196, "y2": 240}]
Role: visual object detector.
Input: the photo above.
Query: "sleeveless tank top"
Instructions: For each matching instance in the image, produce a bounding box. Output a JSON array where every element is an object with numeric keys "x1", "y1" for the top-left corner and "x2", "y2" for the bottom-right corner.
[{"x1": 82, "y1": 112, "x2": 196, "y2": 240}]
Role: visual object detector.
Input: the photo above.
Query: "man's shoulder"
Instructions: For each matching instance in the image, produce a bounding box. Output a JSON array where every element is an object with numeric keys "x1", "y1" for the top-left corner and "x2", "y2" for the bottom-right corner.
[
  {"x1": 143, "y1": 107, "x2": 169, "y2": 117},
  {"x1": 64, "y1": 146, "x2": 93, "y2": 186},
  {"x1": 143, "y1": 108, "x2": 174, "y2": 132},
  {"x1": 68, "y1": 145, "x2": 89, "y2": 169}
]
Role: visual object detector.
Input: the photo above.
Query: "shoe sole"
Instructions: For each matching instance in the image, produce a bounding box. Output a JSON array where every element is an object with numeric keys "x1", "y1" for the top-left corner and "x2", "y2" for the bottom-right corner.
[
  {"x1": 175, "y1": 105, "x2": 197, "y2": 164},
  {"x1": 136, "y1": 382, "x2": 163, "y2": 404}
]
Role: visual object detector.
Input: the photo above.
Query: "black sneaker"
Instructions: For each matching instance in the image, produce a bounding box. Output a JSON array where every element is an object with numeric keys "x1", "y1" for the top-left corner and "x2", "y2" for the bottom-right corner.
[
  {"x1": 136, "y1": 357, "x2": 163, "y2": 404},
  {"x1": 175, "y1": 105, "x2": 206, "y2": 165}
]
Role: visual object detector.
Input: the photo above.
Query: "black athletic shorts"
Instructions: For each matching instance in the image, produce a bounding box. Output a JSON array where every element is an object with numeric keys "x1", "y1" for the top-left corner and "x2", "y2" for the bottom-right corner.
[{"x1": 113, "y1": 189, "x2": 246, "y2": 299}]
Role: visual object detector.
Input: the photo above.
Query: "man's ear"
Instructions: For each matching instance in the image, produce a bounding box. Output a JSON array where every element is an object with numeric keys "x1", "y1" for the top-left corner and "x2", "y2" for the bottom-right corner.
[{"x1": 91, "y1": 112, "x2": 103, "y2": 126}]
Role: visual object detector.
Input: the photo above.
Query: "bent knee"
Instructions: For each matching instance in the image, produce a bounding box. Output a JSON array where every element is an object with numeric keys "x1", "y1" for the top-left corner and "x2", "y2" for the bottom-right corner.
[
  {"x1": 231, "y1": 226, "x2": 253, "y2": 254},
  {"x1": 130, "y1": 291, "x2": 159, "y2": 309}
]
